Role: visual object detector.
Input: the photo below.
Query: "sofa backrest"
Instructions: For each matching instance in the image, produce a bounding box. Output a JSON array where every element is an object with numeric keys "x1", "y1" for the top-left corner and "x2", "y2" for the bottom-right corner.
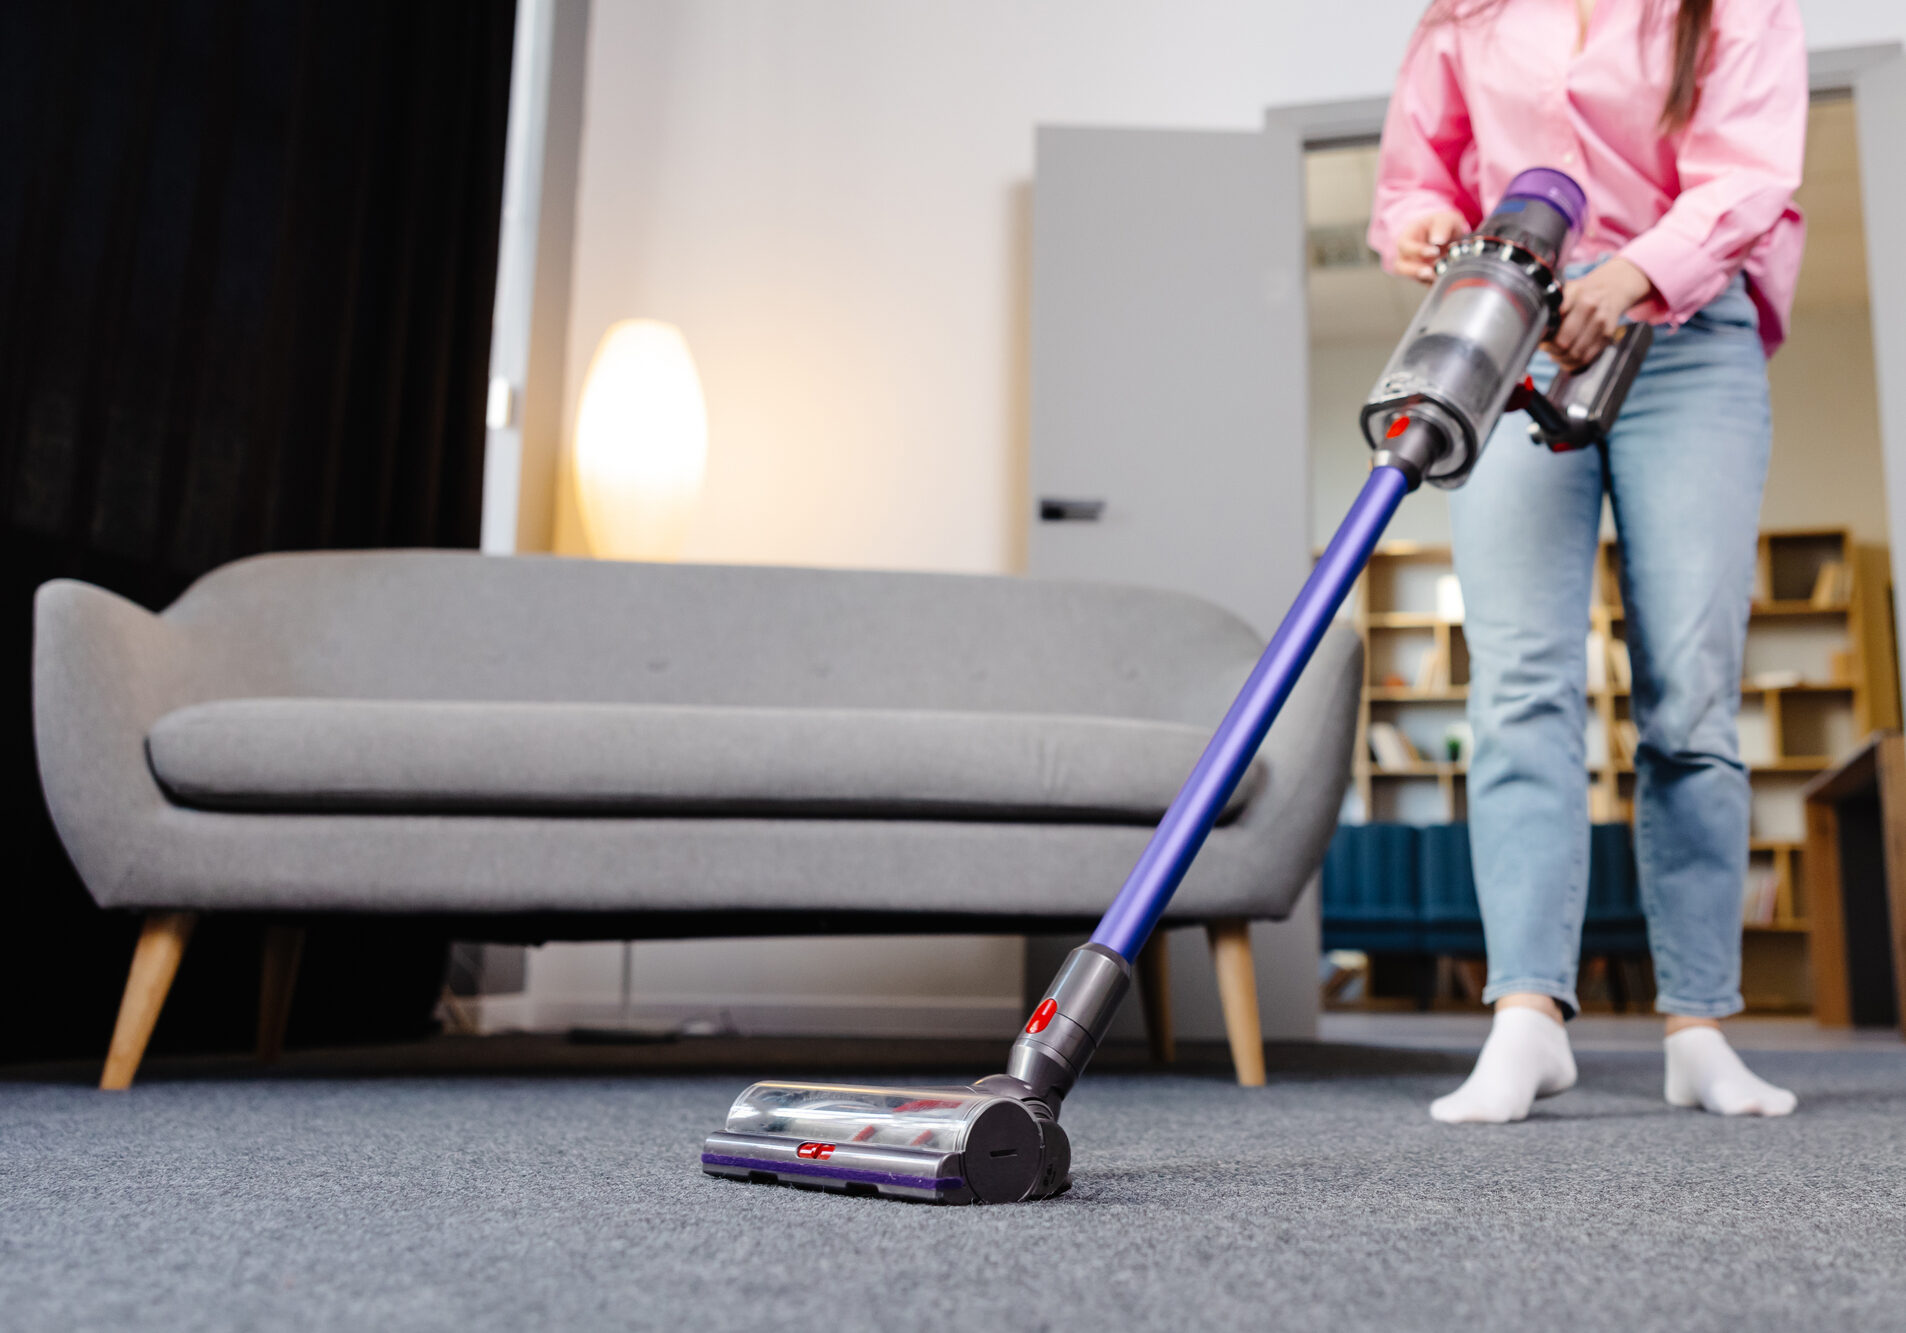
[{"x1": 160, "y1": 551, "x2": 1268, "y2": 725}]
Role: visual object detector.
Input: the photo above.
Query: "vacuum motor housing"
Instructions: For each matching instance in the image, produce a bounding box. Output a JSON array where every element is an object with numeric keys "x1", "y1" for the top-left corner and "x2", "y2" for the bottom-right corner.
[{"x1": 1361, "y1": 167, "x2": 1587, "y2": 488}]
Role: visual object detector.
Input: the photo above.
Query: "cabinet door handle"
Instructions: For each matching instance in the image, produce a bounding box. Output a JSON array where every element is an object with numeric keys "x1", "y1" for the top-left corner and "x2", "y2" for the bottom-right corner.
[{"x1": 1039, "y1": 497, "x2": 1106, "y2": 522}]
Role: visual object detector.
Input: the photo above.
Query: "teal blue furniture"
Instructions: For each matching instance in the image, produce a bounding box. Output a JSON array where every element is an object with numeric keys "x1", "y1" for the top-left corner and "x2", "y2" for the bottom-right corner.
[{"x1": 1323, "y1": 822, "x2": 1648, "y2": 960}]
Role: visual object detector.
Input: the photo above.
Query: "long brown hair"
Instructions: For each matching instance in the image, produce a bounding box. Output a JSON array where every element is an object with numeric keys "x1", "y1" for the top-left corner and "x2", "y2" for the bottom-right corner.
[{"x1": 1426, "y1": 0, "x2": 1714, "y2": 131}]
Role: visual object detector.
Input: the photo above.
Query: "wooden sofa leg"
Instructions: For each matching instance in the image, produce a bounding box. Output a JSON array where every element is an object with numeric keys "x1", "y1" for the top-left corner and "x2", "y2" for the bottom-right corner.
[
  {"x1": 1206, "y1": 919, "x2": 1265, "y2": 1087},
  {"x1": 1137, "y1": 932, "x2": 1176, "y2": 1064},
  {"x1": 256, "y1": 925, "x2": 306, "y2": 1064},
  {"x1": 100, "y1": 913, "x2": 197, "y2": 1091}
]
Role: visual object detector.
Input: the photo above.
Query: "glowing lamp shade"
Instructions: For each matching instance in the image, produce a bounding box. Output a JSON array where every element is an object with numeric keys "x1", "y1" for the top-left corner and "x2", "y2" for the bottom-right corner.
[{"x1": 573, "y1": 319, "x2": 708, "y2": 561}]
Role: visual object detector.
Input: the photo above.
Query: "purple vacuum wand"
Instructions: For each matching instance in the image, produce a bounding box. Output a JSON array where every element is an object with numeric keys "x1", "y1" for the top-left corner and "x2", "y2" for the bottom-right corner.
[
  {"x1": 702, "y1": 168, "x2": 1650, "y2": 1204},
  {"x1": 1090, "y1": 464, "x2": 1411, "y2": 962},
  {"x1": 1001, "y1": 166, "x2": 1638, "y2": 1117},
  {"x1": 1094, "y1": 168, "x2": 1594, "y2": 959}
]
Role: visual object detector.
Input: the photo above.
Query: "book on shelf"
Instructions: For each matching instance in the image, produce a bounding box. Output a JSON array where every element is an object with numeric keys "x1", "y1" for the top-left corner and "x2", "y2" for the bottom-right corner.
[
  {"x1": 1736, "y1": 708, "x2": 1775, "y2": 767},
  {"x1": 1588, "y1": 786, "x2": 1620, "y2": 822},
  {"x1": 1367, "y1": 721, "x2": 1422, "y2": 770},
  {"x1": 1584, "y1": 716, "x2": 1610, "y2": 771},
  {"x1": 1809, "y1": 560, "x2": 1851, "y2": 608},
  {"x1": 1435, "y1": 574, "x2": 1466, "y2": 624},
  {"x1": 1746, "y1": 668, "x2": 1803, "y2": 691},
  {"x1": 1586, "y1": 630, "x2": 1608, "y2": 692},
  {"x1": 1741, "y1": 864, "x2": 1780, "y2": 927},
  {"x1": 1615, "y1": 719, "x2": 1641, "y2": 763},
  {"x1": 1607, "y1": 638, "x2": 1633, "y2": 691},
  {"x1": 1413, "y1": 644, "x2": 1448, "y2": 692}
]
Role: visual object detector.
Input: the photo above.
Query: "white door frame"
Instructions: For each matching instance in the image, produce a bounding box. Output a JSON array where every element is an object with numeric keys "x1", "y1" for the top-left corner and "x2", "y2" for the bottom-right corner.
[{"x1": 480, "y1": 0, "x2": 590, "y2": 557}]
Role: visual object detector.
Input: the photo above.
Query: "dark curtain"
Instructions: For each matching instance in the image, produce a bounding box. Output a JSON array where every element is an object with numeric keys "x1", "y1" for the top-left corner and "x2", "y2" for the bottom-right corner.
[{"x1": 0, "y1": 0, "x2": 516, "y2": 1062}]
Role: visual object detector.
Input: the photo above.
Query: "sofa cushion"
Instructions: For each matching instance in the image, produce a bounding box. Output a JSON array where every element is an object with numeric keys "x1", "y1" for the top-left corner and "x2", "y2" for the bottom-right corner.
[{"x1": 146, "y1": 699, "x2": 1264, "y2": 823}]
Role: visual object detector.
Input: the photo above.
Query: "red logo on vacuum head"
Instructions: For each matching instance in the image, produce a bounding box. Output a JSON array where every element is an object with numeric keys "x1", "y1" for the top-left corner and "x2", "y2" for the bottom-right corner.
[
  {"x1": 796, "y1": 1142, "x2": 836, "y2": 1160},
  {"x1": 1025, "y1": 998, "x2": 1059, "y2": 1034}
]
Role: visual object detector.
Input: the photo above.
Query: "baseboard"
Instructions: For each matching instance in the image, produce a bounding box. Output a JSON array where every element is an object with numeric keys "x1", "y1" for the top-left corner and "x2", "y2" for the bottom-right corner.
[{"x1": 466, "y1": 993, "x2": 1026, "y2": 1040}]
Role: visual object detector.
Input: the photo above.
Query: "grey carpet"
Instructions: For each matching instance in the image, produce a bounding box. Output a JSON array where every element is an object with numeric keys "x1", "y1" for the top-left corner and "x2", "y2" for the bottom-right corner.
[{"x1": 5, "y1": 1048, "x2": 1905, "y2": 1332}]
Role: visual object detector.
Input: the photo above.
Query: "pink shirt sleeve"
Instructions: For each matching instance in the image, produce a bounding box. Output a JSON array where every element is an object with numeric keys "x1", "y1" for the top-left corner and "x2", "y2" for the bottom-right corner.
[
  {"x1": 1368, "y1": 21, "x2": 1484, "y2": 272},
  {"x1": 1617, "y1": 0, "x2": 1809, "y2": 326}
]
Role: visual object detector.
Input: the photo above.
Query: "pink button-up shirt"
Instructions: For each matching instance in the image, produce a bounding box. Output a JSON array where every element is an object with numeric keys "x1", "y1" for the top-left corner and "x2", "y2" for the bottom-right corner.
[{"x1": 1368, "y1": 0, "x2": 1808, "y2": 356}]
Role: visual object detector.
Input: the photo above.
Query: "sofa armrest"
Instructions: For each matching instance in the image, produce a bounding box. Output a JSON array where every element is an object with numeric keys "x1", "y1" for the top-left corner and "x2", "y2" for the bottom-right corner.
[{"x1": 33, "y1": 580, "x2": 207, "y2": 902}]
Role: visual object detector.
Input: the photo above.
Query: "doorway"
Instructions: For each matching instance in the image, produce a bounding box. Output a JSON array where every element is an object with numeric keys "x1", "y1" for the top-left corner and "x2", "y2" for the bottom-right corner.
[{"x1": 1302, "y1": 87, "x2": 1900, "y2": 1016}]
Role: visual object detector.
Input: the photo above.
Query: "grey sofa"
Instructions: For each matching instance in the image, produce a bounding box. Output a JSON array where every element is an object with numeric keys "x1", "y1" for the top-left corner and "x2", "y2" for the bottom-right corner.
[{"x1": 33, "y1": 551, "x2": 1361, "y2": 1088}]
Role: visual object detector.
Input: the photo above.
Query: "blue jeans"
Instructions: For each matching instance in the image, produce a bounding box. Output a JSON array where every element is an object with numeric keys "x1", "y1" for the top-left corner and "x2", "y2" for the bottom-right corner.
[{"x1": 1448, "y1": 270, "x2": 1771, "y2": 1019}]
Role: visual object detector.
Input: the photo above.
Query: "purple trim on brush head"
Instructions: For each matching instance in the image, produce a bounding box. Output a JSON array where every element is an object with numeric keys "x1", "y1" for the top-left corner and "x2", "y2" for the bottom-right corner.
[
  {"x1": 1502, "y1": 167, "x2": 1586, "y2": 232},
  {"x1": 701, "y1": 1152, "x2": 964, "y2": 1192}
]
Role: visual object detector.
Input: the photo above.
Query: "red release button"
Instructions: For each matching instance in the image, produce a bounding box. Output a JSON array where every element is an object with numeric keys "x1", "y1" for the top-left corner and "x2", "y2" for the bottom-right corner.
[
  {"x1": 1025, "y1": 997, "x2": 1058, "y2": 1034},
  {"x1": 1385, "y1": 414, "x2": 1411, "y2": 440}
]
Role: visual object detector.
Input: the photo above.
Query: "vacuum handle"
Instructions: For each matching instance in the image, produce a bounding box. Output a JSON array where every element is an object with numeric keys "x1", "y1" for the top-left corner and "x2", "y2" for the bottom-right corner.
[{"x1": 1526, "y1": 321, "x2": 1654, "y2": 451}]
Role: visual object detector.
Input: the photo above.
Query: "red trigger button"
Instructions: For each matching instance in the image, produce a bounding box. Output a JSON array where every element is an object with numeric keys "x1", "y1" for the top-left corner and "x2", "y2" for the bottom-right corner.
[{"x1": 1025, "y1": 998, "x2": 1058, "y2": 1034}]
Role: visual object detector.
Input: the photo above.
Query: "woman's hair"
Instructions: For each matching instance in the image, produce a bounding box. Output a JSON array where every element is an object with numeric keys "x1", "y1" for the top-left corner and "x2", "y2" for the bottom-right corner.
[{"x1": 1425, "y1": 0, "x2": 1714, "y2": 131}]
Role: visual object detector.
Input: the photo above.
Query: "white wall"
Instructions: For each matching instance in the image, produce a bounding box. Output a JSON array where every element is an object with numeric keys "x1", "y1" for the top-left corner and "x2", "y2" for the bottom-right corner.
[
  {"x1": 1804, "y1": 2, "x2": 1906, "y2": 51},
  {"x1": 1767, "y1": 306, "x2": 1890, "y2": 540},
  {"x1": 500, "y1": 935, "x2": 1026, "y2": 1036},
  {"x1": 554, "y1": 4, "x2": 1905, "y2": 569},
  {"x1": 520, "y1": 2, "x2": 1906, "y2": 1034},
  {"x1": 552, "y1": 0, "x2": 1446, "y2": 567}
]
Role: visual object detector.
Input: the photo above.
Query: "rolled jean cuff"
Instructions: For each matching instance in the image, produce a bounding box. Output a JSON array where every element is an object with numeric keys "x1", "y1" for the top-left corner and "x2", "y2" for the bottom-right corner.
[
  {"x1": 1654, "y1": 993, "x2": 1743, "y2": 1020},
  {"x1": 1481, "y1": 977, "x2": 1580, "y2": 1019}
]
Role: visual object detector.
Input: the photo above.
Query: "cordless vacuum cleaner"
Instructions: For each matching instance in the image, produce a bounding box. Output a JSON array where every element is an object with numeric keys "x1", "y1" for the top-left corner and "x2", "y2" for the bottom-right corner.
[{"x1": 699, "y1": 166, "x2": 1652, "y2": 1205}]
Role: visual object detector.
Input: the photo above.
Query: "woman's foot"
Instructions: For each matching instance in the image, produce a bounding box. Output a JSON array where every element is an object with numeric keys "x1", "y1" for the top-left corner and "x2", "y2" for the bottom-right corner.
[
  {"x1": 1430, "y1": 1002, "x2": 1576, "y2": 1124},
  {"x1": 1663, "y1": 1024, "x2": 1797, "y2": 1116}
]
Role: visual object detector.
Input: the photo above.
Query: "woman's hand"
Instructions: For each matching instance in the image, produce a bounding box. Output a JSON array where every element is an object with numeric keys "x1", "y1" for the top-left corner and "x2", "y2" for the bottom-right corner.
[
  {"x1": 1394, "y1": 209, "x2": 1470, "y2": 283},
  {"x1": 1544, "y1": 257, "x2": 1656, "y2": 370}
]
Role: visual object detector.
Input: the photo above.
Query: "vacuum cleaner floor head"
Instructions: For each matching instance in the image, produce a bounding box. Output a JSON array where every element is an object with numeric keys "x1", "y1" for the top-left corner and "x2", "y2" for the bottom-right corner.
[
  {"x1": 698, "y1": 169, "x2": 1625, "y2": 1209},
  {"x1": 701, "y1": 1081, "x2": 1070, "y2": 1204}
]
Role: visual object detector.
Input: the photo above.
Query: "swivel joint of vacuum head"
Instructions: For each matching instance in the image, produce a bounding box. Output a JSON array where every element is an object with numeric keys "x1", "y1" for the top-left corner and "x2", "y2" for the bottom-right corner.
[
  {"x1": 699, "y1": 943, "x2": 1129, "y2": 1204},
  {"x1": 1003, "y1": 943, "x2": 1133, "y2": 1112}
]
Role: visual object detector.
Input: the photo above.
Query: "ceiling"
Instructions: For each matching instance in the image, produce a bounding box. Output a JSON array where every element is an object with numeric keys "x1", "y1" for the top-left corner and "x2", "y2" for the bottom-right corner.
[{"x1": 1306, "y1": 96, "x2": 1872, "y2": 344}]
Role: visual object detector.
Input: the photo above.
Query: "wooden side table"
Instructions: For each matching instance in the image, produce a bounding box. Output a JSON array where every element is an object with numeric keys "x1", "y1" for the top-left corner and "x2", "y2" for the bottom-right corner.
[{"x1": 1803, "y1": 732, "x2": 1906, "y2": 1033}]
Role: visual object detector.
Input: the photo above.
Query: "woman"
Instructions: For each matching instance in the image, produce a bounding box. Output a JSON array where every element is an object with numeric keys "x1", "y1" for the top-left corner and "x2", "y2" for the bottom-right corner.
[{"x1": 1369, "y1": 0, "x2": 1808, "y2": 1123}]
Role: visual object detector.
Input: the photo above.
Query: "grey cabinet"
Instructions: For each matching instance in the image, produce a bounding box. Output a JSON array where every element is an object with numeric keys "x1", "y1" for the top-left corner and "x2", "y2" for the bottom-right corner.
[{"x1": 1028, "y1": 123, "x2": 1310, "y2": 635}]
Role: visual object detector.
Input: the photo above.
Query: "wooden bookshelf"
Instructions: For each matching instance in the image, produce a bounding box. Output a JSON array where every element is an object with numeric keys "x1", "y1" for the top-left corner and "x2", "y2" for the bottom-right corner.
[{"x1": 1340, "y1": 528, "x2": 1900, "y2": 1011}]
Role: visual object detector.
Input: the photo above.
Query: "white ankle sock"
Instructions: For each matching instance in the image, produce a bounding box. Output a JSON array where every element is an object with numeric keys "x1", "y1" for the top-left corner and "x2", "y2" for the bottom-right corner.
[
  {"x1": 1430, "y1": 1005, "x2": 1576, "y2": 1124},
  {"x1": 1663, "y1": 1026, "x2": 1797, "y2": 1116}
]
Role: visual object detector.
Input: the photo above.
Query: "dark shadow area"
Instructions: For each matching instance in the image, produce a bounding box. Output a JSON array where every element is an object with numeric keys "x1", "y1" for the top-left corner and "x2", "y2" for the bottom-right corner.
[
  {"x1": 0, "y1": 0, "x2": 515, "y2": 1062},
  {"x1": 0, "y1": 1032, "x2": 1478, "y2": 1087}
]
